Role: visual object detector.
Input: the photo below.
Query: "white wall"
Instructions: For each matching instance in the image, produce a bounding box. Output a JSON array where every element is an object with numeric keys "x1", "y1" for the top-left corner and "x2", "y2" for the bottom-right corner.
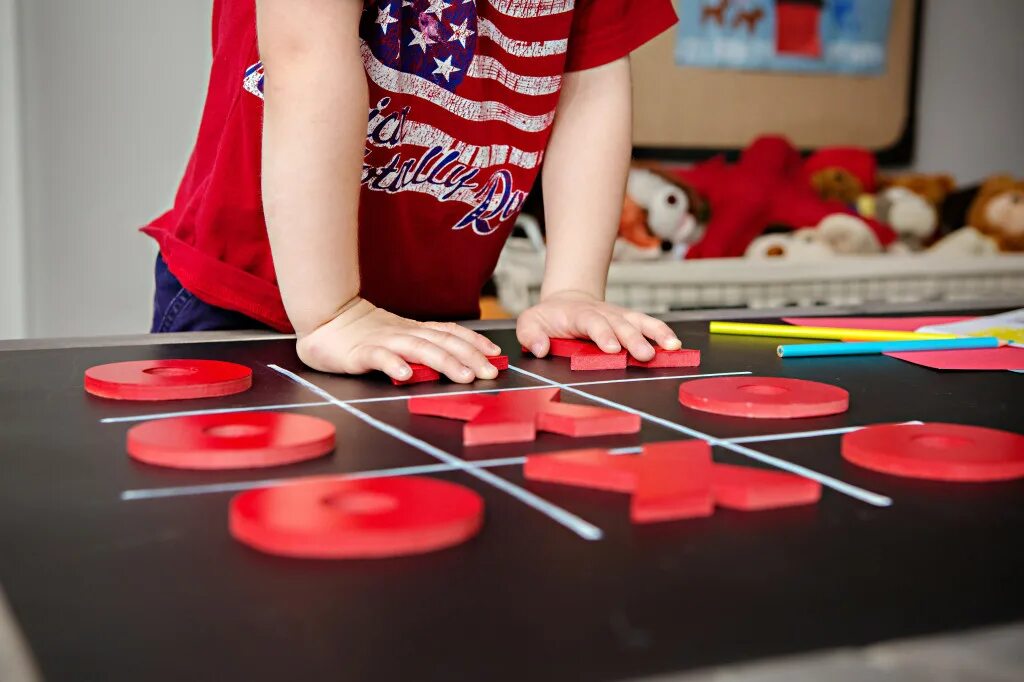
[
  {"x1": 3, "y1": 0, "x2": 1023, "y2": 339},
  {"x1": 15, "y1": 0, "x2": 211, "y2": 338},
  {"x1": 0, "y1": 0, "x2": 26, "y2": 339},
  {"x1": 913, "y1": 0, "x2": 1024, "y2": 184}
]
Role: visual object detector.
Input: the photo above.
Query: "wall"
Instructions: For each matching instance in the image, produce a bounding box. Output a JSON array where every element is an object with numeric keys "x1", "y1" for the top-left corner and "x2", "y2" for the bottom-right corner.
[
  {"x1": 4, "y1": 0, "x2": 1024, "y2": 339},
  {"x1": 912, "y1": 0, "x2": 1024, "y2": 183},
  {"x1": 0, "y1": 0, "x2": 26, "y2": 339},
  {"x1": 15, "y1": 0, "x2": 211, "y2": 338}
]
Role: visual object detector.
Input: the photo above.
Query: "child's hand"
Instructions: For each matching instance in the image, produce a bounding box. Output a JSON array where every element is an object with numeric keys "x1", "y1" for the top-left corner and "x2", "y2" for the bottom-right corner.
[
  {"x1": 516, "y1": 290, "x2": 681, "y2": 362},
  {"x1": 297, "y1": 298, "x2": 502, "y2": 383}
]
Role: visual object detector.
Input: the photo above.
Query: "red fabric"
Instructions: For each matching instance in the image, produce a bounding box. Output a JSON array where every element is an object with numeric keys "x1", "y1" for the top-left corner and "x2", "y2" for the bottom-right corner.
[
  {"x1": 776, "y1": 3, "x2": 822, "y2": 57},
  {"x1": 675, "y1": 136, "x2": 896, "y2": 259},
  {"x1": 142, "y1": 0, "x2": 677, "y2": 332},
  {"x1": 565, "y1": 0, "x2": 679, "y2": 72},
  {"x1": 803, "y1": 147, "x2": 878, "y2": 194}
]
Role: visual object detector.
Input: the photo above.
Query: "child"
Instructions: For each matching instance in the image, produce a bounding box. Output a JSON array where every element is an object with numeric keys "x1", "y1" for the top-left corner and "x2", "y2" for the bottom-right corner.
[{"x1": 144, "y1": 0, "x2": 682, "y2": 384}]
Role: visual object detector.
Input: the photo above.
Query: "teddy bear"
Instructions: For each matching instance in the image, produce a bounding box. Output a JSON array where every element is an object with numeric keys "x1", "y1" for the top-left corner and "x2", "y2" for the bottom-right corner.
[
  {"x1": 676, "y1": 136, "x2": 895, "y2": 259},
  {"x1": 803, "y1": 147, "x2": 878, "y2": 206},
  {"x1": 858, "y1": 173, "x2": 957, "y2": 251},
  {"x1": 745, "y1": 228, "x2": 835, "y2": 260},
  {"x1": 614, "y1": 166, "x2": 707, "y2": 261},
  {"x1": 858, "y1": 187, "x2": 936, "y2": 251},
  {"x1": 925, "y1": 226, "x2": 999, "y2": 257},
  {"x1": 966, "y1": 175, "x2": 1024, "y2": 251},
  {"x1": 880, "y1": 172, "x2": 956, "y2": 208},
  {"x1": 745, "y1": 213, "x2": 883, "y2": 260}
]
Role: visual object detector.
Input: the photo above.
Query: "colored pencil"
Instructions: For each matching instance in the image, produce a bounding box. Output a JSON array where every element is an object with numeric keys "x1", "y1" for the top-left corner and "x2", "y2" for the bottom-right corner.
[
  {"x1": 777, "y1": 337, "x2": 1004, "y2": 358},
  {"x1": 709, "y1": 321, "x2": 958, "y2": 342}
]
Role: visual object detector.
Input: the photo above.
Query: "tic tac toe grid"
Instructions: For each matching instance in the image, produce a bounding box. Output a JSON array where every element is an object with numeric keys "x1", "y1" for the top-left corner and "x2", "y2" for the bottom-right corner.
[{"x1": 0, "y1": 317, "x2": 1022, "y2": 682}]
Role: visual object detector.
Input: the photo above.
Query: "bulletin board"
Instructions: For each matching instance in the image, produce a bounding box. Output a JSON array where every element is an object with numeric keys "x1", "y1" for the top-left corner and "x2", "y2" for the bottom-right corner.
[{"x1": 632, "y1": 0, "x2": 922, "y2": 164}]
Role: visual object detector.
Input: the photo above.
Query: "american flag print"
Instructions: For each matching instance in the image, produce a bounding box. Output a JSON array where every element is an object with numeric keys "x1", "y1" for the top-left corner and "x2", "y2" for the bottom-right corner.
[
  {"x1": 361, "y1": 0, "x2": 478, "y2": 91},
  {"x1": 245, "y1": 0, "x2": 578, "y2": 236}
]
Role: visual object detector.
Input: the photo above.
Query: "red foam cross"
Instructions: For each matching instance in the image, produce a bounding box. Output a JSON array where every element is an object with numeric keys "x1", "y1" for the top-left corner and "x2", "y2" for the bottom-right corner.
[
  {"x1": 524, "y1": 440, "x2": 821, "y2": 524},
  {"x1": 408, "y1": 387, "x2": 641, "y2": 446}
]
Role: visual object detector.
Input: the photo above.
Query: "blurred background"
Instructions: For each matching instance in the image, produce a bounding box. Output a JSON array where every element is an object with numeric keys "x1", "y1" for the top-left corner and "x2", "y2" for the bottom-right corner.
[{"x1": 0, "y1": 0, "x2": 1022, "y2": 340}]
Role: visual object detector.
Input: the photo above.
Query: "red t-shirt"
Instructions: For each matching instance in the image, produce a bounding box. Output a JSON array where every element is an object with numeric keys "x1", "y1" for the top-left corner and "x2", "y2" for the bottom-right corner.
[{"x1": 143, "y1": 0, "x2": 677, "y2": 332}]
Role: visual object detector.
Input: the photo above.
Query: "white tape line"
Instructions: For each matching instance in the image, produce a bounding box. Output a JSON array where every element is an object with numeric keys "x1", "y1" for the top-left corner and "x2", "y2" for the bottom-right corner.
[
  {"x1": 119, "y1": 422, "x2": 900, "y2": 503},
  {"x1": 268, "y1": 364, "x2": 604, "y2": 541},
  {"x1": 100, "y1": 371, "x2": 753, "y2": 424},
  {"x1": 508, "y1": 365, "x2": 893, "y2": 508}
]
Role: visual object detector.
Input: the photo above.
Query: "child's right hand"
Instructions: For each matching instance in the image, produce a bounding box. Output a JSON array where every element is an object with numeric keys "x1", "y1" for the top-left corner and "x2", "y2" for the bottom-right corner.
[{"x1": 296, "y1": 298, "x2": 502, "y2": 383}]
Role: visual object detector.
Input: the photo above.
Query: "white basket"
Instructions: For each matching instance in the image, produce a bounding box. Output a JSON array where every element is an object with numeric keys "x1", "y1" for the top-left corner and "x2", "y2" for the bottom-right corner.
[{"x1": 494, "y1": 238, "x2": 1024, "y2": 315}]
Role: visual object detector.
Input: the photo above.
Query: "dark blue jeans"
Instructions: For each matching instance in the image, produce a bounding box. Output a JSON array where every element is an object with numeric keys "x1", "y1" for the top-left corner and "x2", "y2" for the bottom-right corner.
[{"x1": 151, "y1": 255, "x2": 269, "y2": 333}]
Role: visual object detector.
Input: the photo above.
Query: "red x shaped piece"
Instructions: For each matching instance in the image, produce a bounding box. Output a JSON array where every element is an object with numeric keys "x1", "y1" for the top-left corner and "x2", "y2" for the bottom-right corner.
[
  {"x1": 524, "y1": 440, "x2": 821, "y2": 523},
  {"x1": 408, "y1": 388, "x2": 641, "y2": 446}
]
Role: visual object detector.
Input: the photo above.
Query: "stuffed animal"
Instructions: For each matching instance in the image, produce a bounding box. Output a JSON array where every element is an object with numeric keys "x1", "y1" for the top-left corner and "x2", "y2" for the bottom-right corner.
[
  {"x1": 745, "y1": 228, "x2": 834, "y2": 260},
  {"x1": 859, "y1": 187, "x2": 938, "y2": 251},
  {"x1": 879, "y1": 172, "x2": 956, "y2": 209},
  {"x1": 926, "y1": 226, "x2": 999, "y2": 257},
  {"x1": 803, "y1": 147, "x2": 878, "y2": 205},
  {"x1": 614, "y1": 166, "x2": 706, "y2": 261},
  {"x1": 966, "y1": 175, "x2": 1024, "y2": 251},
  {"x1": 858, "y1": 172, "x2": 957, "y2": 251},
  {"x1": 677, "y1": 135, "x2": 895, "y2": 259},
  {"x1": 744, "y1": 213, "x2": 882, "y2": 260}
]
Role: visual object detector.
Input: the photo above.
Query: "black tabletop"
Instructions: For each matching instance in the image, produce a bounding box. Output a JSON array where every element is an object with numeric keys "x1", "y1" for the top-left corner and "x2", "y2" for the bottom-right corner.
[{"x1": 0, "y1": 318, "x2": 1021, "y2": 681}]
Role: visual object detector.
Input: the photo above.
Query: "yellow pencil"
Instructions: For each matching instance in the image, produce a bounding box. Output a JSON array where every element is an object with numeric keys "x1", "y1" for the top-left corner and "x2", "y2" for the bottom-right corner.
[{"x1": 708, "y1": 321, "x2": 959, "y2": 342}]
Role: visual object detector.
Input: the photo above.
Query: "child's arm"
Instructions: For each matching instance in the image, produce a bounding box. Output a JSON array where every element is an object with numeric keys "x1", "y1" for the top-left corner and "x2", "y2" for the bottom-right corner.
[
  {"x1": 516, "y1": 57, "x2": 681, "y2": 360},
  {"x1": 257, "y1": 0, "x2": 499, "y2": 383}
]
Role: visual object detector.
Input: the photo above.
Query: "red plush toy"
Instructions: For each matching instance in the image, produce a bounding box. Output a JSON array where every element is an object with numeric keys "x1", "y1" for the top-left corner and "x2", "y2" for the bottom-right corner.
[{"x1": 676, "y1": 136, "x2": 895, "y2": 259}]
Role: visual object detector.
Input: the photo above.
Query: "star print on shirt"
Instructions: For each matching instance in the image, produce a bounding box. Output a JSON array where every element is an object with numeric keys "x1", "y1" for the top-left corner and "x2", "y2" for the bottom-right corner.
[
  {"x1": 409, "y1": 27, "x2": 437, "y2": 52},
  {"x1": 425, "y1": 0, "x2": 452, "y2": 20},
  {"x1": 361, "y1": 0, "x2": 477, "y2": 92},
  {"x1": 432, "y1": 54, "x2": 461, "y2": 82},
  {"x1": 375, "y1": 3, "x2": 399, "y2": 33},
  {"x1": 448, "y1": 18, "x2": 474, "y2": 48}
]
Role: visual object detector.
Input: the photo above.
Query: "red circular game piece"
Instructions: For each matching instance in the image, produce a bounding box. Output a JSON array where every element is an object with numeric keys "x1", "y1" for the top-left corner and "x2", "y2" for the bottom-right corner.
[
  {"x1": 127, "y1": 412, "x2": 335, "y2": 470},
  {"x1": 84, "y1": 359, "x2": 252, "y2": 401},
  {"x1": 842, "y1": 422, "x2": 1024, "y2": 482},
  {"x1": 678, "y1": 376, "x2": 849, "y2": 419},
  {"x1": 229, "y1": 477, "x2": 484, "y2": 559}
]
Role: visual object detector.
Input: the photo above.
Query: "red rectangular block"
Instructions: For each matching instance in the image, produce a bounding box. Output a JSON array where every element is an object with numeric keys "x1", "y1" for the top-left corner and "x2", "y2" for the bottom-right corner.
[
  {"x1": 548, "y1": 338, "x2": 598, "y2": 358},
  {"x1": 535, "y1": 402, "x2": 641, "y2": 438},
  {"x1": 570, "y1": 347, "x2": 628, "y2": 371},
  {"x1": 712, "y1": 464, "x2": 821, "y2": 511},
  {"x1": 464, "y1": 417, "x2": 536, "y2": 446},
  {"x1": 392, "y1": 363, "x2": 441, "y2": 386},
  {"x1": 628, "y1": 348, "x2": 701, "y2": 369},
  {"x1": 487, "y1": 355, "x2": 509, "y2": 371}
]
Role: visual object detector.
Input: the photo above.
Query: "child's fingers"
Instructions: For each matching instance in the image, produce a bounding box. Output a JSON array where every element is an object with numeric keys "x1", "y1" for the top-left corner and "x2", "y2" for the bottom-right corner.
[
  {"x1": 384, "y1": 334, "x2": 476, "y2": 384},
  {"x1": 424, "y1": 321, "x2": 502, "y2": 357},
  {"x1": 606, "y1": 313, "x2": 655, "y2": 361},
  {"x1": 628, "y1": 313, "x2": 682, "y2": 350},
  {"x1": 579, "y1": 311, "x2": 621, "y2": 353},
  {"x1": 412, "y1": 328, "x2": 498, "y2": 380},
  {"x1": 515, "y1": 313, "x2": 551, "y2": 357},
  {"x1": 350, "y1": 345, "x2": 412, "y2": 381}
]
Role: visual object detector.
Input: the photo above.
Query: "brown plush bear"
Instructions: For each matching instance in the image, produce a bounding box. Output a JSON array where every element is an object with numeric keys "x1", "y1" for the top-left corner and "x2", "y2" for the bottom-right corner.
[
  {"x1": 879, "y1": 173, "x2": 956, "y2": 208},
  {"x1": 803, "y1": 147, "x2": 878, "y2": 205},
  {"x1": 967, "y1": 175, "x2": 1024, "y2": 252}
]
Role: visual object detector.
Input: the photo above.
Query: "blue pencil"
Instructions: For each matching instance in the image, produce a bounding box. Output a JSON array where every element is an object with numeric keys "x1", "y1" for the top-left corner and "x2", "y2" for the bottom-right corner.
[{"x1": 777, "y1": 336, "x2": 1005, "y2": 358}]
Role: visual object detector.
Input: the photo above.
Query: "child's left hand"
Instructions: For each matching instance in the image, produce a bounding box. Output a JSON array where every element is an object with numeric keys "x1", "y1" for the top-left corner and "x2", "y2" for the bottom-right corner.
[{"x1": 516, "y1": 290, "x2": 682, "y2": 362}]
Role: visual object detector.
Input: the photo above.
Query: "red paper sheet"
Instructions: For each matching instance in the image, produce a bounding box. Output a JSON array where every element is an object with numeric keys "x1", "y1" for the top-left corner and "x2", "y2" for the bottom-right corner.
[
  {"x1": 782, "y1": 316, "x2": 972, "y2": 332},
  {"x1": 885, "y1": 346, "x2": 1024, "y2": 371}
]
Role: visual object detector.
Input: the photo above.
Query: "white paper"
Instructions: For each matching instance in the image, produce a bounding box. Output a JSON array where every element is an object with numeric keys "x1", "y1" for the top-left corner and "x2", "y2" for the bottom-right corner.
[{"x1": 918, "y1": 308, "x2": 1024, "y2": 346}]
